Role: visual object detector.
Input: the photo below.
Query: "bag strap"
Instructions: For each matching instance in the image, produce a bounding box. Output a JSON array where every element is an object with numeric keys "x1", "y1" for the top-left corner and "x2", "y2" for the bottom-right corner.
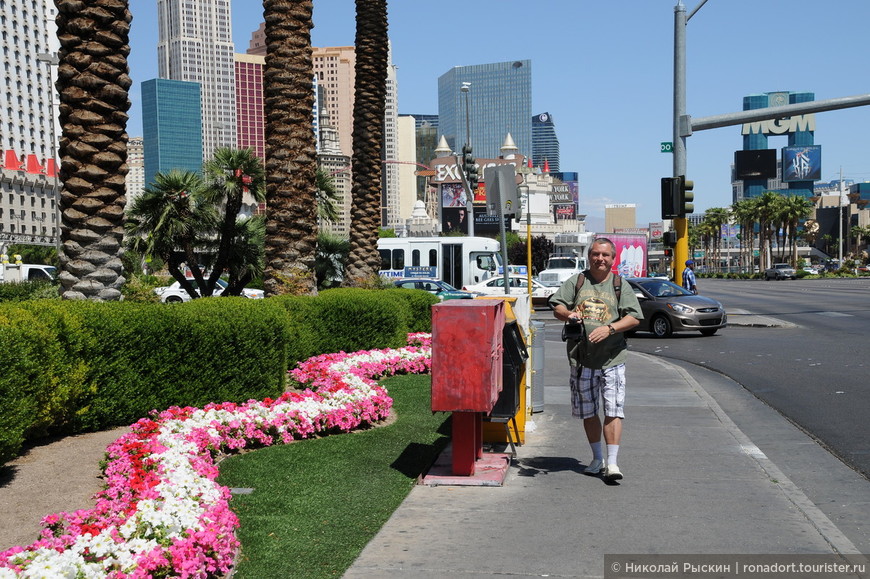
[
  {"x1": 574, "y1": 271, "x2": 622, "y2": 302},
  {"x1": 572, "y1": 271, "x2": 622, "y2": 307}
]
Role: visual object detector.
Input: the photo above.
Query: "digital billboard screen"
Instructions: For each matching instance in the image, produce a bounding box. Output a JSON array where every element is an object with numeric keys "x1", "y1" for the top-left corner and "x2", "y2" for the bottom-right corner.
[
  {"x1": 734, "y1": 149, "x2": 777, "y2": 180},
  {"x1": 781, "y1": 145, "x2": 822, "y2": 182}
]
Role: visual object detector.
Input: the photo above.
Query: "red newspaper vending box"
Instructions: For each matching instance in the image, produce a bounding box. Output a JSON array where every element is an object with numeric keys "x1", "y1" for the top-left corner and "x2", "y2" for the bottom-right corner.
[{"x1": 431, "y1": 300, "x2": 505, "y2": 475}]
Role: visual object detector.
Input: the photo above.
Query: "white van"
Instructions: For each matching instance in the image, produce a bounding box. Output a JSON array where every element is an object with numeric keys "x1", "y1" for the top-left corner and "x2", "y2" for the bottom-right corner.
[{"x1": 0, "y1": 263, "x2": 57, "y2": 283}]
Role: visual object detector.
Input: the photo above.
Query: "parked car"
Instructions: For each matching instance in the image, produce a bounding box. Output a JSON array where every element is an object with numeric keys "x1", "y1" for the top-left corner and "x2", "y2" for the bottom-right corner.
[
  {"x1": 764, "y1": 263, "x2": 797, "y2": 280},
  {"x1": 626, "y1": 277, "x2": 726, "y2": 338},
  {"x1": 153, "y1": 278, "x2": 265, "y2": 303},
  {"x1": 463, "y1": 275, "x2": 556, "y2": 308},
  {"x1": 392, "y1": 278, "x2": 475, "y2": 300}
]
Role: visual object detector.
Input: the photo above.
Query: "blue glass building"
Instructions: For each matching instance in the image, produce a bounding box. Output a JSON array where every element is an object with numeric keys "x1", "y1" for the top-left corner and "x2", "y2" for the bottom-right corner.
[
  {"x1": 741, "y1": 91, "x2": 815, "y2": 200},
  {"x1": 142, "y1": 78, "x2": 203, "y2": 187},
  {"x1": 532, "y1": 112, "x2": 560, "y2": 173},
  {"x1": 437, "y1": 60, "x2": 532, "y2": 160}
]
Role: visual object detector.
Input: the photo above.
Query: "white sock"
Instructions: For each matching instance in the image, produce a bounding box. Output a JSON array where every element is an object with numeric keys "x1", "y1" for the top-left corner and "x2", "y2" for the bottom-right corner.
[
  {"x1": 607, "y1": 444, "x2": 619, "y2": 467},
  {"x1": 590, "y1": 441, "x2": 603, "y2": 460}
]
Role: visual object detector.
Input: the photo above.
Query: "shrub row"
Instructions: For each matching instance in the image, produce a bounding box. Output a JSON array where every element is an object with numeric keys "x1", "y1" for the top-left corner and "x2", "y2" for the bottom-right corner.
[{"x1": 0, "y1": 287, "x2": 438, "y2": 466}]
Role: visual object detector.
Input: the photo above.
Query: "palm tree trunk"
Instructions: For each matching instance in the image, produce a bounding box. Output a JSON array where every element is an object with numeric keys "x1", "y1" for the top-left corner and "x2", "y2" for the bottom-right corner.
[
  {"x1": 262, "y1": 1, "x2": 319, "y2": 296},
  {"x1": 55, "y1": 0, "x2": 132, "y2": 300},
  {"x1": 343, "y1": 0, "x2": 389, "y2": 287}
]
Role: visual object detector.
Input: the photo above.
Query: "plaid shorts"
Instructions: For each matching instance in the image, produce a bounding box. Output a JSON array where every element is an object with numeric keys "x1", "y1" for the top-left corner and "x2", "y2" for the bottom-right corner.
[{"x1": 569, "y1": 364, "x2": 626, "y2": 419}]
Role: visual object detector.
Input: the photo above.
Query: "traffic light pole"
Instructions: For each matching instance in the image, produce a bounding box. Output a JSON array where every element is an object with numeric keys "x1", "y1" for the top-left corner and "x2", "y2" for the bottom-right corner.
[
  {"x1": 670, "y1": 0, "x2": 870, "y2": 285},
  {"x1": 672, "y1": 2, "x2": 689, "y2": 285}
]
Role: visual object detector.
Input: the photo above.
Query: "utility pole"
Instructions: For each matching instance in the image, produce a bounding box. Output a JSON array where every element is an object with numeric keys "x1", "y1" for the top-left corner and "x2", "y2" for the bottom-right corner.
[{"x1": 672, "y1": 2, "x2": 690, "y2": 286}]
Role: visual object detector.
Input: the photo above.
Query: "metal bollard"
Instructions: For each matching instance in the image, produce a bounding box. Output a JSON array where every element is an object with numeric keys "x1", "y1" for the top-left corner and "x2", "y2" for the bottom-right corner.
[{"x1": 531, "y1": 320, "x2": 545, "y2": 413}]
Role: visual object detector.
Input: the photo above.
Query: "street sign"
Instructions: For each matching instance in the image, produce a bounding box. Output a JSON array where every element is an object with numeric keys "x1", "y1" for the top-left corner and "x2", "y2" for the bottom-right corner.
[{"x1": 661, "y1": 142, "x2": 673, "y2": 153}]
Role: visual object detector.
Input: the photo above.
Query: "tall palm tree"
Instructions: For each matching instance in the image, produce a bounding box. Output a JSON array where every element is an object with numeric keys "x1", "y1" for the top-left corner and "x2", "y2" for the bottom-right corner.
[
  {"x1": 781, "y1": 195, "x2": 813, "y2": 267},
  {"x1": 202, "y1": 147, "x2": 266, "y2": 294},
  {"x1": 55, "y1": 0, "x2": 132, "y2": 300},
  {"x1": 343, "y1": 0, "x2": 389, "y2": 287},
  {"x1": 730, "y1": 198, "x2": 758, "y2": 273},
  {"x1": 755, "y1": 191, "x2": 782, "y2": 272},
  {"x1": 261, "y1": 1, "x2": 319, "y2": 296},
  {"x1": 703, "y1": 207, "x2": 729, "y2": 273}
]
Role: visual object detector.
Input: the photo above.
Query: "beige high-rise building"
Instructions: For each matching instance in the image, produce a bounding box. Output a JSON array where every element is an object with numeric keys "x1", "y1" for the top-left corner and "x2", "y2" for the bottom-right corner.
[
  {"x1": 604, "y1": 204, "x2": 636, "y2": 233},
  {"x1": 125, "y1": 137, "x2": 145, "y2": 206}
]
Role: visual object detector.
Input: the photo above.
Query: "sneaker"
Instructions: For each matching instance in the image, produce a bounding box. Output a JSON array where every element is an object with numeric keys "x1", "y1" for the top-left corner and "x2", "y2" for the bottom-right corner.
[
  {"x1": 584, "y1": 458, "x2": 605, "y2": 475},
  {"x1": 604, "y1": 464, "x2": 623, "y2": 481}
]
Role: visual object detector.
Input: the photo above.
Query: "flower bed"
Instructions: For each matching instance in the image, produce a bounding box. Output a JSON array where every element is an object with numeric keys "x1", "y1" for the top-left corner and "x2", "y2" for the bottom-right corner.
[{"x1": 0, "y1": 334, "x2": 432, "y2": 578}]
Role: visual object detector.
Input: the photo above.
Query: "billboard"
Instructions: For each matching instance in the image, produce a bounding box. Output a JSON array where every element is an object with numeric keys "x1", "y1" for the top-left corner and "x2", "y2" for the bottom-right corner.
[
  {"x1": 440, "y1": 182, "x2": 467, "y2": 207},
  {"x1": 609, "y1": 234, "x2": 647, "y2": 278},
  {"x1": 734, "y1": 149, "x2": 777, "y2": 180},
  {"x1": 553, "y1": 203, "x2": 576, "y2": 220},
  {"x1": 442, "y1": 207, "x2": 469, "y2": 234},
  {"x1": 781, "y1": 145, "x2": 821, "y2": 182}
]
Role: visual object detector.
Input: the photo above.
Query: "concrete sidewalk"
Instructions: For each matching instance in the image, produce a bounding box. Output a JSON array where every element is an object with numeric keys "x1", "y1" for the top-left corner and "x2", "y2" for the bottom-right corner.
[{"x1": 344, "y1": 334, "x2": 869, "y2": 578}]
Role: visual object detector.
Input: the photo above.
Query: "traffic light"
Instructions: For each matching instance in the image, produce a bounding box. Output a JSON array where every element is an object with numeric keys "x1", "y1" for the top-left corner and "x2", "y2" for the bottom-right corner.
[
  {"x1": 662, "y1": 176, "x2": 694, "y2": 218},
  {"x1": 462, "y1": 145, "x2": 478, "y2": 190},
  {"x1": 664, "y1": 248, "x2": 673, "y2": 258},
  {"x1": 679, "y1": 175, "x2": 694, "y2": 216},
  {"x1": 661, "y1": 177, "x2": 679, "y2": 219}
]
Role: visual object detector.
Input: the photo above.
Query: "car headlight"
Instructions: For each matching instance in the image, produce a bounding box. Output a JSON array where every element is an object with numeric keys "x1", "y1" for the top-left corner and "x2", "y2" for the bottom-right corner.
[{"x1": 667, "y1": 302, "x2": 694, "y2": 314}]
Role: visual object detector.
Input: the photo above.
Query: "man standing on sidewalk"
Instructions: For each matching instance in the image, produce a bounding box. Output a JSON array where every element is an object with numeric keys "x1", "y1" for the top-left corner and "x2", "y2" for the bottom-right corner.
[
  {"x1": 549, "y1": 238, "x2": 642, "y2": 481},
  {"x1": 682, "y1": 260, "x2": 698, "y2": 294}
]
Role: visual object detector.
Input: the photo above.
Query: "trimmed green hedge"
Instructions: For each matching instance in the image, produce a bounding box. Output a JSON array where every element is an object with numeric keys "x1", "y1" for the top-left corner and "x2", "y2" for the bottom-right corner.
[{"x1": 0, "y1": 288, "x2": 437, "y2": 466}]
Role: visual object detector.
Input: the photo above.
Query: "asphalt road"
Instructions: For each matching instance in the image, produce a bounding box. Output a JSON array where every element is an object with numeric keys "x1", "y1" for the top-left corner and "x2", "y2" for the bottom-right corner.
[{"x1": 624, "y1": 277, "x2": 870, "y2": 479}]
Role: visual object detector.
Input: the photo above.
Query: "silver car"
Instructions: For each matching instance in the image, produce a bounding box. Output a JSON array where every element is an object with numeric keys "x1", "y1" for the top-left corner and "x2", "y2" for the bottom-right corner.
[
  {"x1": 627, "y1": 277, "x2": 726, "y2": 338},
  {"x1": 764, "y1": 263, "x2": 797, "y2": 280}
]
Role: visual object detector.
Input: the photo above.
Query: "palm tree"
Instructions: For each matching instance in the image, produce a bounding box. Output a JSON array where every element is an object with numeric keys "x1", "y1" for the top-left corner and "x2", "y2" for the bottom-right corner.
[
  {"x1": 704, "y1": 207, "x2": 729, "y2": 273},
  {"x1": 780, "y1": 195, "x2": 813, "y2": 267},
  {"x1": 343, "y1": 0, "x2": 389, "y2": 287},
  {"x1": 202, "y1": 147, "x2": 266, "y2": 295},
  {"x1": 730, "y1": 198, "x2": 758, "y2": 273},
  {"x1": 315, "y1": 232, "x2": 351, "y2": 289},
  {"x1": 755, "y1": 191, "x2": 782, "y2": 272},
  {"x1": 261, "y1": 1, "x2": 319, "y2": 296},
  {"x1": 125, "y1": 170, "x2": 220, "y2": 298},
  {"x1": 55, "y1": 0, "x2": 132, "y2": 300},
  {"x1": 316, "y1": 168, "x2": 341, "y2": 223},
  {"x1": 222, "y1": 215, "x2": 266, "y2": 295}
]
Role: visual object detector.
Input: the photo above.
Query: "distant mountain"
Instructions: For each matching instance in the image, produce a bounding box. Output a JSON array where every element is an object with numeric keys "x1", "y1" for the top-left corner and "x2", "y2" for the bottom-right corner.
[{"x1": 585, "y1": 215, "x2": 605, "y2": 233}]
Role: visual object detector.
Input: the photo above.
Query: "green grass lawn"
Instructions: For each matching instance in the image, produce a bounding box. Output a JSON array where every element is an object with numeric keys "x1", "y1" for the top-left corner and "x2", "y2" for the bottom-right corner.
[{"x1": 217, "y1": 374, "x2": 449, "y2": 578}]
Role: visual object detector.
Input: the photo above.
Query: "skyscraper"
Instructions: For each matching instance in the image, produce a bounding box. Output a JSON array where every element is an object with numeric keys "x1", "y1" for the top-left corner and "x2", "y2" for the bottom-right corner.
[
  {"x1": 142, "y1": 79, "x2": 203, "y2": 187},
  {"x1": 156, "y1": 0, "x2": 237, "y2": 161},
  {"x1": 235, "y1": 53, "x2": 265, "y2": 160},
  {"x1": 437, "y1": 60, "x2": 532, "y2": 160},
  {"x1": 532, "y1": 112, "x2": 560, "y2": 173},
  {"x1": 0, "y1": 0, "x2": 59, "y2": 247}
]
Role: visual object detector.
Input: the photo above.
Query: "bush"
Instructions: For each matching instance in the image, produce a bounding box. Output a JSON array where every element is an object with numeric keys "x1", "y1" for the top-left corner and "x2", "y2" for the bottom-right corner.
[
  {"x1": 0, "y1": 308, "x2": 63, "y2": 462},
  {"x1": 0, "y1": 286, "x2": 430, "y2": 466},
  {"x1": 0, "y1": 280, "x2": 58, "y2": 302}
]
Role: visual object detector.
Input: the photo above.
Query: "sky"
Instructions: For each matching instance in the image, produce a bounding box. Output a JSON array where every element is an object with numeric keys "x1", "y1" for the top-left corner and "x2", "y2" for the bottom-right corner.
[{"x1": 126, "y1": 0, "x2": 870, "y2": 226}]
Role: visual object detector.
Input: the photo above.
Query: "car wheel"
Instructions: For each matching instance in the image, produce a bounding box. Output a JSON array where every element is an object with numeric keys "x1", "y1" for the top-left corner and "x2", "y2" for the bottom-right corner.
[
  {"x1": 700, "y1": 328, "x2": 718, "y2": 336},
  {"x1": 165, "y1": 295, "x2": 184, "y2": 303},
  {"x1": 651, "y1": 315, "x2": 673, "y2": 338}
]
